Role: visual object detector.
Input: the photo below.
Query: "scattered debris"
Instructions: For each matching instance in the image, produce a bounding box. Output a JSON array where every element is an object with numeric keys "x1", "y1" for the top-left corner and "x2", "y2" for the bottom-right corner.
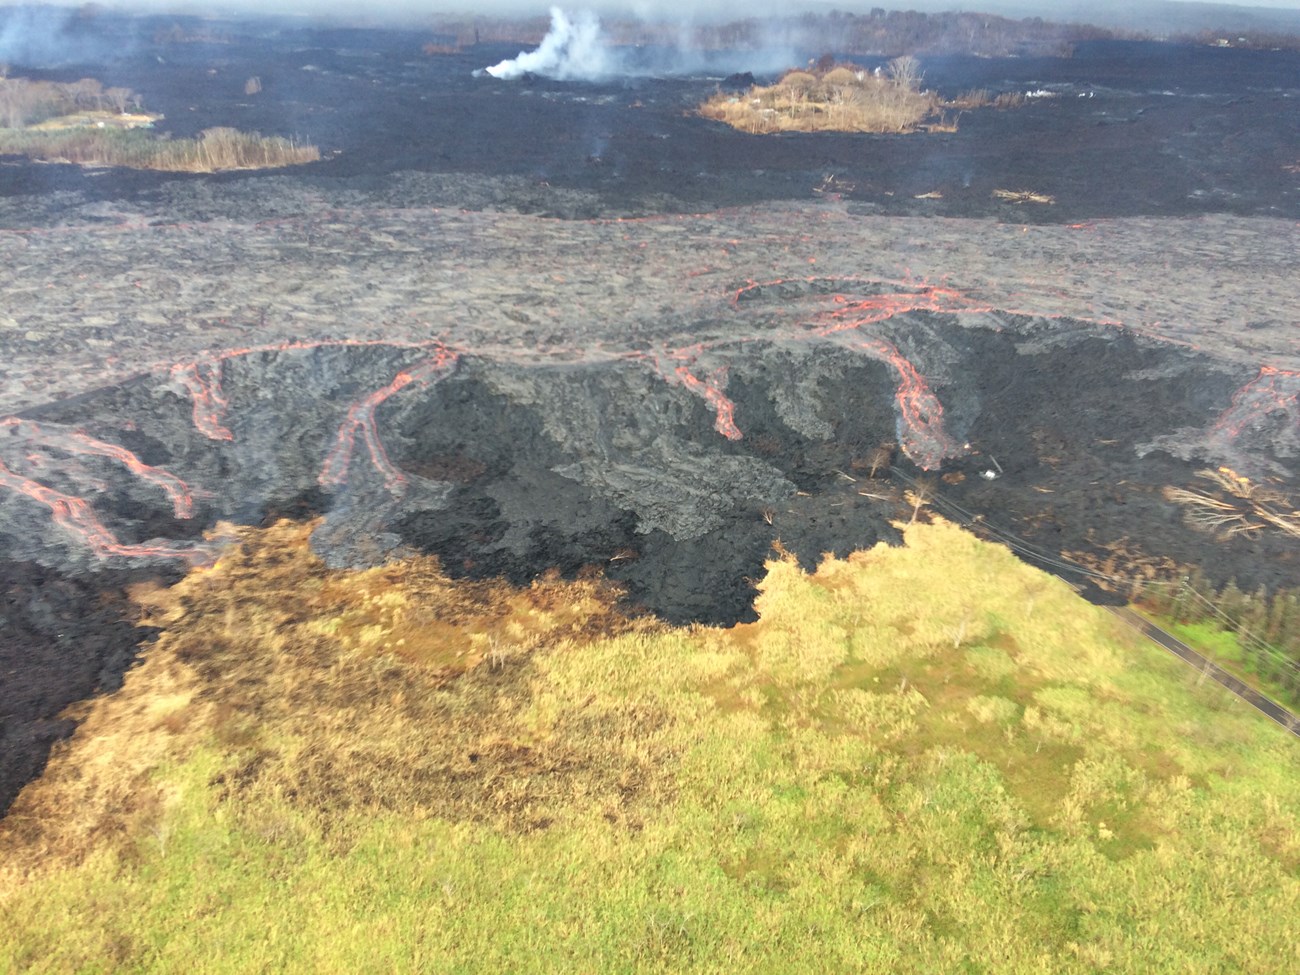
[{"x1": 993, "y1": 188, "x2": 1056, "y2": 204}]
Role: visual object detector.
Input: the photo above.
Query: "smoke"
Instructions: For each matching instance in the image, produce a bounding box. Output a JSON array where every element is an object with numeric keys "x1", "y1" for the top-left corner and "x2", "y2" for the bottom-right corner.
[
  {"x1": 481, "y1": 7, "x2": 616, "y2": 81},
  {"x1": 477, "y1": 6, "x2": 809, "y2": 82},
  {"x1": 0, "y1": 6, "x2": 137, "y2": 67}
]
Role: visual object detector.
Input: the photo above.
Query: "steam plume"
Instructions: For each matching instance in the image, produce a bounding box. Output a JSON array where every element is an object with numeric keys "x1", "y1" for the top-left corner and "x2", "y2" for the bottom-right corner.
[{"x1": 480, "y1": 8, "x2": 616, "y2": 81}]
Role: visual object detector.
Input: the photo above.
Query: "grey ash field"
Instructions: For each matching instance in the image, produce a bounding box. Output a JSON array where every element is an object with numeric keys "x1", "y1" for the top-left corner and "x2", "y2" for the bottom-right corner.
[{"x1": 0, "y1": 15, "x2": 1298, "y2": 812}]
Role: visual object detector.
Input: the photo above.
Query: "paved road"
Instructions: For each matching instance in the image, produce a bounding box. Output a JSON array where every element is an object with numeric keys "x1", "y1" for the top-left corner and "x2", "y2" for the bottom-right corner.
[{"x1": 1108, "y1": 606, "x2": 1300, "y2": 739}]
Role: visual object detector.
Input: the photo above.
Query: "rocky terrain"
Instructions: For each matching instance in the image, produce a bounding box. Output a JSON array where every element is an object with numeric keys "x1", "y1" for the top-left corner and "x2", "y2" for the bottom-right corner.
[{"x1": 0, "y1": 11, "x2": 1297, "y2": 812}]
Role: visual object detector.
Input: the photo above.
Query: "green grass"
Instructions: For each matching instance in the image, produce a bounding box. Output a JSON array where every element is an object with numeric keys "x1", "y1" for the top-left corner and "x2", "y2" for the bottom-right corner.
[
  {"x1": 2, "y1": 520, "x2": 1297, "y2": 973},
  {"x1": 1148, "y1": 615, "x2": 1299, "y2": 710}
]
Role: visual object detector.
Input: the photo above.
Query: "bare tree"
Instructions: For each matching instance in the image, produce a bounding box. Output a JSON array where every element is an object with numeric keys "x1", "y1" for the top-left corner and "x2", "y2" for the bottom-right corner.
[
  {"x1": 866, "y1": 443, "x2": 894, "y2": 479},
  {"x1": 70, "y1": 78, "x2": 103, "y2": 110},
  {"x1": 887, "y1": 55, "x2": 922, "y2": 90},
  {"x1": 909, "y1": 477, "x2": 935, "y2": 524},
  {"x1": 0, "y1": 81, "x2": 39, "y2": 128},
  {"x1": 105, "y1": 87, "x2": 133, "y2": 114}
]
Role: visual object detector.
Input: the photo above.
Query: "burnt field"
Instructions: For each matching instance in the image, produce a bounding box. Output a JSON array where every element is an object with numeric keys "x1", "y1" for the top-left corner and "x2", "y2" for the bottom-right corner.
[
  {"x1": 3, "y1": 16, "x2": 1300, "y2": 221},
  {"x1": 0, "y1": 13, "x2": 1298, "y2": 812}
]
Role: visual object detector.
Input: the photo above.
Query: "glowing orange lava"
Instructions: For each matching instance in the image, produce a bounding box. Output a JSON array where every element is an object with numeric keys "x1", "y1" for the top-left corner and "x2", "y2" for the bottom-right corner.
[
  {"x1": 0, "y1": 456, "x2": 207, "y2": 563},
  {"x1": 319, "y1": 344, "x2": 460, "y2": 493},
  {"x1": 630, "y1": 344, "x2": 745, "y2": 441},
  {"x1": 1212, "y1": 366, "x2": 1300, "y2": 445},
  {"x1": 849, "y1": 338, "x2": 957, "y2": 470},
  {"x1": 170, "y1": 361, "x2": 233, "y2": 441},
  {"x1": 0, "y1": 417, "x2": 195, "y2": 518}
]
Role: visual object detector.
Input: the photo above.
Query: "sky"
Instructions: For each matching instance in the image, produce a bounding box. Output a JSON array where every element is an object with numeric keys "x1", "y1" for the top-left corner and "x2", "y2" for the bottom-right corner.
[{"x1": 2, "y1": 0, "x2": 1298, "y2": 14}]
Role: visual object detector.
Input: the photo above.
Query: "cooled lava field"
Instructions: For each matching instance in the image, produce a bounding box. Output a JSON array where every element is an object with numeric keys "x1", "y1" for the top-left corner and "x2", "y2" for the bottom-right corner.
[{"x1": 1, "y1": 11, "x2": 1298, "y2": 812}]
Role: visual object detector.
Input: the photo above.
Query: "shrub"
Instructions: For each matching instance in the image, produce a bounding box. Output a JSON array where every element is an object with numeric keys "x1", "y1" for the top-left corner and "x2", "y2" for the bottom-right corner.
[
  {"x1": 821, "y1": 66, "x2": 862, "y2": 87},
  {"x1": 779, "y1": 70, "x2": 818, "y2": 89}
]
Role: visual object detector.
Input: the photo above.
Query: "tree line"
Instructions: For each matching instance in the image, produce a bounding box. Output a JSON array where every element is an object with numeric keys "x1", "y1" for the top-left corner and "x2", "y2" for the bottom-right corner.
[
  {"x1": 0, "y1": 73, "x2": 139, "y2": 129},
  {"x1": 1135, "y1": 571, "x2": 1300, "y2": 707}
]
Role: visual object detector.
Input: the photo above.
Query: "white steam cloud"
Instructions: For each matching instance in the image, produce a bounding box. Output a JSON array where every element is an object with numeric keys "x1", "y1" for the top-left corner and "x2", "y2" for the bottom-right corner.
[
  {"x1": 481, "y1": 8, "x2": 615, "y2": 81},
  {"x1": 476, "y1": 6, "x2": 804, "y2": 82}
]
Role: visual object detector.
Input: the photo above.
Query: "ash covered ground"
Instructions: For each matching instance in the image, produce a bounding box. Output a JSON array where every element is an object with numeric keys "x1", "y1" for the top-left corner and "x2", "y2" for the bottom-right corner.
[{"x1": 1, "y1": 13, "x2": 1298, "y2": 811}]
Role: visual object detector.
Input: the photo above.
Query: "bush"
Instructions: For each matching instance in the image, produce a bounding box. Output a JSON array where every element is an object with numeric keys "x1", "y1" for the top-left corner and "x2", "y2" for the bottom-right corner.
[
  {"x1": 779, "y1": 70, "x2": 818, "y2": 89},
  {"x1": 821, "y1": 66, "x2": 862, "y2": 87}
]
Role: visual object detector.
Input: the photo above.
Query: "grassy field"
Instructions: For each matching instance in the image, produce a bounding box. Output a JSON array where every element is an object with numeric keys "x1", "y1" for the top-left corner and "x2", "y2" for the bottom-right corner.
[{"x1": 1, "y1": 519, "x2": 1297, "y2": 973}]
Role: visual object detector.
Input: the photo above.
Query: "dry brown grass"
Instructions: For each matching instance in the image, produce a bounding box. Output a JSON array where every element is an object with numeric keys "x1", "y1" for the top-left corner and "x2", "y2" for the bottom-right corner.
[
  {"x1": 0, "y1": 125, "x2": 319, "y2": 172},
  {"x1": 699, "y1": 58, "x2": 941, "y2": 135},
  {"x1": 949, "y1": 88, "x2": 992, "y2": 109},
  {"x1": 0, "y1": 520, "x2": 666, "y2": 879},
  {"x1": 0, "y1": 72, "x2": 317, "y2": 172}
]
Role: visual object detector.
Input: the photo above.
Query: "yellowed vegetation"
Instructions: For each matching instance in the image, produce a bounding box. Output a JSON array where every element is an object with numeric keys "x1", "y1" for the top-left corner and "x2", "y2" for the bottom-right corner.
[
  {"x1": 700, "y1": 57, "x2": 943, "y2": 135},
  {"x1": 0, "y1": 125, "x2": 320, "y2": 172},
  {"x1": 1, "y1": 518, "x2": 1297, "y2": 972},
  {"x1": 28, "y1": 109, "x2": 160, "y2": 130},
  {"x1": 700, "y1": 58, "x2": 1026, "y2": 135}
]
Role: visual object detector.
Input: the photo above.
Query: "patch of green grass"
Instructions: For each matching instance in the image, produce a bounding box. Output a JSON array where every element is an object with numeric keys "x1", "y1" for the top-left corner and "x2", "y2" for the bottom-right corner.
[
  {"x1": 1149, "y1": 615, "x2": 1299, "y2": 710},
  {"x1": 1, "y1": 520, "x2": 1297, "y2": 973},
  {"x1": 1164, "y1": 620, "x2": 1248, "y2": 664}
]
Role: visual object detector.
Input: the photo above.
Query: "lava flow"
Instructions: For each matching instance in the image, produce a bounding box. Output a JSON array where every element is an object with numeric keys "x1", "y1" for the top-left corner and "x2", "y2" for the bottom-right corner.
[
  {"x1": 170, "y1": 360, "x2": 233, "y2": 441},
  {"x1": 736, "y1": 278, "x2": 985, "y2": 324},
  {"x1": 801, "y1": 284, "x2": 970, "y2": 468},
  {"x1": 0, "y1": 415, "x2": 204, "y2": 563},
  {"x1": 319, "y1": 344, "x2": 460, "y2": 494},
  {"x1": 626, "y1": 279, "x2": 975, "y2": 467},
  {"x1": 1211, "y1": 366, "x2": 1300, "y2": 448},
  {"x1": 0, "y1": 336, "x2": 464, "y2": 566},
  {"x1": 638, "y1": 345, "x2": 743, "y2": 441},
  {"x1": 0, "y1": 417, "x2": 195, "y2": 519},
  {"x1": 847, "y1": 338, "x2": 957, "y2": 470},
  {"x1": 167, "y1": 337, "x2": 463, "y2": 446},
  {"x1": 0, "y1": 455, "x2": 206, "y2": 564},
  {"x1": 729, "y1": 276, "x2": 981, "y2": 468}
]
